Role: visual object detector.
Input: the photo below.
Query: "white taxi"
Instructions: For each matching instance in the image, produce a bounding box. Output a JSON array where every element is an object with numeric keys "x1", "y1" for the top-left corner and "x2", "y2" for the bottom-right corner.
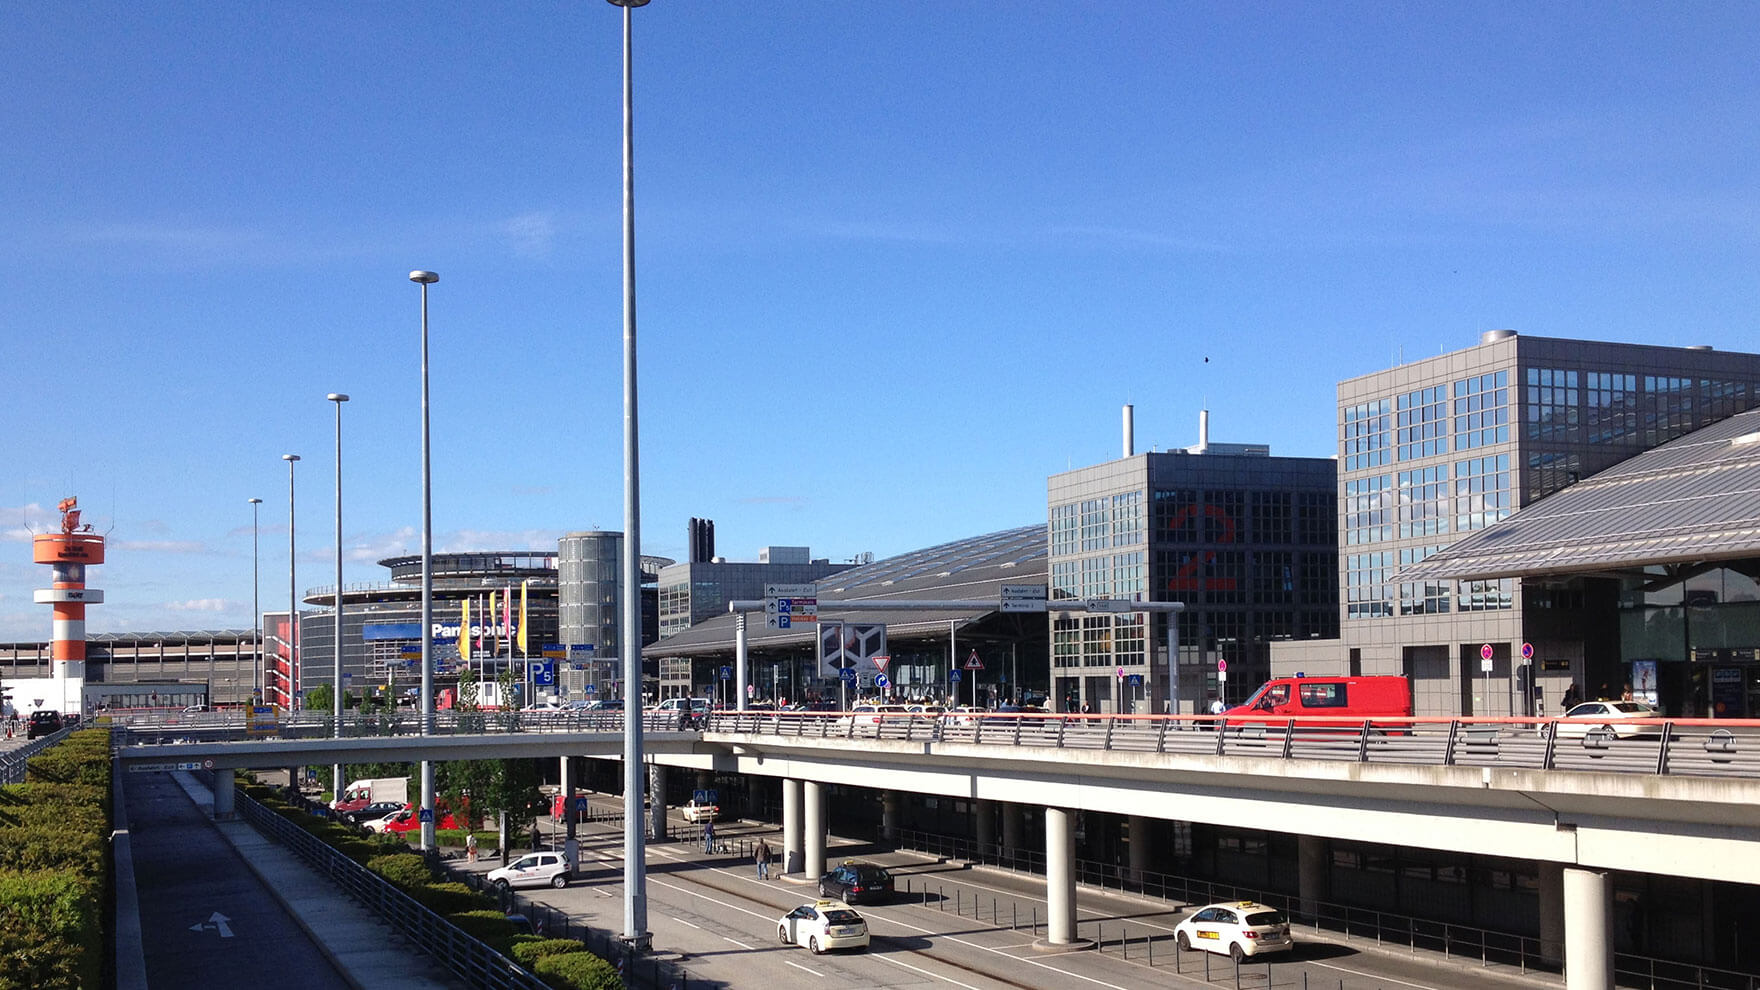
[
  {"x1": 1174, "y1": 901, "x2": 1293, "y2": 961},
  {"x1": 777, "y1": 899, "x2": 870, "y2": 954}
]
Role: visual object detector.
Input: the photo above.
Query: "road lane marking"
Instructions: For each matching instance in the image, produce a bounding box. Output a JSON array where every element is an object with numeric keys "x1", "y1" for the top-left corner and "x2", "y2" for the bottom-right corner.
[
  {"x1": 783, "y1": 960, "x2": 821, "y2": 977},
  {"x1": 872, "y1": 953, "x2": 985, "y2": 990},
  {"x1": 723, "y1": 937, "x2": 754, "y2": 949},
  {"x1": 675, "y1": 918, "x2": 701, "y2": 929}
]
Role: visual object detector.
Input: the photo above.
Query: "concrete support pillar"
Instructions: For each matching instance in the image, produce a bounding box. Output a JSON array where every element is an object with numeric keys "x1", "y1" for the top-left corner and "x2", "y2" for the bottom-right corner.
[
  {"x1": 1127, "y1": 815, "x2": 1150, "y2": 886},
  {"x1": 1297, "y1": 835, "x2": 1328, "y2": 922},
  {"x1": 1002, "y1": 803, "x2": 1024, "y2": 865},
  {"x1": 975, "y1": 799, "x2": 995, "y2": 859},
  {"x1": 212, "y1": 769, "x2": 235, "y2": 820},
  {"x1": 881, "y1": 790, "x2": 901, "y2": 843},
  {"x1": 1538, "y1": 862, "x2": 1566, "y2": 967},
  {"x1": 1564, "y1": 868, "x2": 1613, "y2": 990},
  {"x1": 646, "y1": 764, "x2": 667, "y2": 843},
  {"x1": 560, "y1": 756, "x2": 578, "y2": 865},
  {"x1": 782, "y1": 778, "x2": 803, "y2": 875},
  {"x1": 804, "y1": 780, "x2": 827, "y2": 882},
  {"x1": 1045, "y1": 807, "x2": 1078, "y2": 944}
]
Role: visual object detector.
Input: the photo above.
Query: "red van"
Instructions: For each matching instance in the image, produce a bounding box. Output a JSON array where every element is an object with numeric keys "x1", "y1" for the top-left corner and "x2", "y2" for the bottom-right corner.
[{"x1": 1226, "y1": 676, "x2": 1412, "y2": 725}]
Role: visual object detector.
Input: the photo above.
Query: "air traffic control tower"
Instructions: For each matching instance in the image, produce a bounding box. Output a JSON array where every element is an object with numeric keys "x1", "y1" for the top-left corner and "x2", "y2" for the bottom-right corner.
[{"x1": 32, "y1": 497, "x2": 104, "y2": 713}]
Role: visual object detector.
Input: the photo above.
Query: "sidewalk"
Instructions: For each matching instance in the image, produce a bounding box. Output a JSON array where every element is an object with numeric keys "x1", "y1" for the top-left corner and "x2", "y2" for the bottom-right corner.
[{"x1": 169, "y1": 772, "x2": 465, "y2": 990}]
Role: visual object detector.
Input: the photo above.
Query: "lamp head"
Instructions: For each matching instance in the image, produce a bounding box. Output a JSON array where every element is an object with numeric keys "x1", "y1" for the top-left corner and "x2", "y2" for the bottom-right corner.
[
  {"x1": 248, "y1": 498, "x2": 263, "y2": 505},
  {"x1": 283, "y1": 454, "x2": 301, "y2": 463},
  {"x1": 408, "y1": 270, "x2": 439, "y2": 284},
  {"x1": 606, "y1": 0, "x2": 651, "y2": 6},
  {"x1": 327, "y1": 393, "x2": 350, "y2": 403}
]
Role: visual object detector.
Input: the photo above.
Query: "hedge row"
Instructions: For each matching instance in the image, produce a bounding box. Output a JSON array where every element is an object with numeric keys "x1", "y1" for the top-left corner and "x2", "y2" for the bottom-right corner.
[
  {"x1": 245, "y1": 778, "x2": 620, "y2": 989},
  {"x1": 0, "y1": 727, "x2": 113, "y2": 989}
]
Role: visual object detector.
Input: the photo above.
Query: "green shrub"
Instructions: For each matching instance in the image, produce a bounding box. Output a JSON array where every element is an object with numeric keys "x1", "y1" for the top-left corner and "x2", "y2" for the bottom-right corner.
[
  {"x1": 447, "y1": 909, "x2": 519, "y2": 953},
  {"x1": 366, "y1": 853, "x2": 433, "y2": 889},
  {"x1": 511, "y1": 937, "x2": 590, "y2": 968},
  {"x1": 409, "y1": 880, "x2": 493, "y2": 916},
  {"x1": 0, "y1": 826, "x2": 105, "y2": 877},
  {"x1": 533, "y1": 949, "x2": 620, "y2": 990},
  {"x1": 0, "y1": 869, "x2": 101, "y2": 989}
]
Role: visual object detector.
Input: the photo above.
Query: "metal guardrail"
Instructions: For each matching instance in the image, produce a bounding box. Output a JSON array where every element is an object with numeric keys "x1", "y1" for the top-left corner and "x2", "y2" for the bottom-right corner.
[
  {"x1": 236, "y1": 792, "x2": 549, "y2": 990},
  {"x1": 109, "y1": 707, "x2": 1760, "y2": 781},
  {"x1": 0, "y1": 723, "x2": 78, "y2": 784},
  {"x1": 698, "y1": 710, "x2": 1760, "y2": 779}
]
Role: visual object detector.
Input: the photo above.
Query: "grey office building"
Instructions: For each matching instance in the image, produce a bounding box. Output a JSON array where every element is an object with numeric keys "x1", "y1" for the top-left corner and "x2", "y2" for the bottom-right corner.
[
  {"x1": 1047, "y1": 428, "x2": 1337, "y2": 714},
  {"x1": 1275, "y1": 330, "x2": 1760, "y2": 716}
]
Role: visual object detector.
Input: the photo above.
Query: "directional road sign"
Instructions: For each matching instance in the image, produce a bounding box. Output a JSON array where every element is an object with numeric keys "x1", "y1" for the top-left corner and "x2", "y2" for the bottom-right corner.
[
  {"x1": 875, "y1": 673, "x2": 890, "y2": 689},
  {"x1": 765, "y1": 583, "x2": 818, "y2": 629},
  {"x1": 1000, "y1": 583, "x2": 1048, "y2": 613}
]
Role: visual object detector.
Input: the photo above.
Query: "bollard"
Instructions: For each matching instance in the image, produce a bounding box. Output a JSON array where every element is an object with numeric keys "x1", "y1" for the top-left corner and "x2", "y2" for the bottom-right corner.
[
  {"x1": 1123, "y1": 927, "x2": 1128, "y2": 960},
  {"x1": 957, "y1": 889, "x2": 962, "y2": 916},
  {"x1": 992, "y1": 896, "x2": 997, "y2": 924},
  {"x1": 940, "y1": 884, "x2": 946, "y2": 912},
  {"x1": 1012, "y1": 902, "x2": 1017, "y2": 931}
]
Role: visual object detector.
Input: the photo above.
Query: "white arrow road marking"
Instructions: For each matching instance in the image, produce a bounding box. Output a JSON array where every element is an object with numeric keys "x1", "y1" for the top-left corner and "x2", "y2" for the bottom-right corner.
[{"x1": 189, "y1": 912, "x2": 234, "y2": 938}]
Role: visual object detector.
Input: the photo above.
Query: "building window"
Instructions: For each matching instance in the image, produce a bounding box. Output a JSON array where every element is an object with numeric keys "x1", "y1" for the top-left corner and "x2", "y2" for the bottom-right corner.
[
  {"x1": 1453, "y1": 371, "x2": 1509, "y2": 451},
  {"x1": 1252, "y1": 491, "x2": 1293, "y2": 545},
  {"x1": 1343, "y1": 398, "x2": 1392, "y2": 471},
  {"x1": 1152, "y1": 489, "x2": 1201, "y2": 543},
  {"x1": 1080, "y1": 556, "x2": 1110, "y2": 600},
  {"x1": 1586, "y1": 372, "x2": 1639, "y2": 445},
  {"x1": 1346, "y1": 551, "x2": 1394, "y2": 619},
  {"x1": 1459, "y1": 577, "x2": 1514, "y2": 612},
  {"x1": 1113, "y1": 613, "x2": 1145, "y2": 665},
  {"x1": 1080, "y1": 498, "x2": 1111, "y2": 552},
  {"x1": 1345, "y1": 474, "x2": 1394, "y2": 546},
  {"x1": 1050, "y1": 560, "x2": 1079, "y2": 601},
  {"x1": 1454, "y1": 454, "x2": 1511, "y2": 532},
  {"x1": 1524, "y1": 368, "x2": 1580, "y2": 442},
  {"x1": 1704, "y1": 379, "x2": 1754, "y2": 421},
  {"x1": 1397, "y1": 386, "x2": 1448, "y2": 460},
  {"x1": 1111, "y1": 491, "x2": 1144, "y2": 547},
  {"x1": 1397, "y1": 465, "x2": 1449, "y2": 539},
  {"x1": 1525, "y1": 450, "x2": 1582, "y2": 503},
  {"x1": 1112, "y1": 551, "x2": 1145, "y2": 601},
  {"x1": 1053, "y1": 616, "x2": 1081, "y2": 668},
  {"x1": 1398, "y1": 545, "x2": 1451, "y2": 615},
  {"x1": 1050, "y1": 503, "x2": 1077, "y2": 557},
  {"x1": 1643, "y1": 375, "x2": 1696, "y2": 447}
]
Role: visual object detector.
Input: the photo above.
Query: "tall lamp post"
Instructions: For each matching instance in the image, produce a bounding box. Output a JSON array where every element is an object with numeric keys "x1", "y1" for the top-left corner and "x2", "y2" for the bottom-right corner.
[
  {"x1": 328, "y1": 392, "x2": 349, "y2": 801},
  {"x1": 248, "y1": 497, "x2": 262, "y2": 699},
  {"x1": 282, "y1": 454, "x2": 300, "y2": 711},
  {"x1": 607, "y1": 0, "x2": 651, "y2": 952},
  {"x1": 409, "y1": 269, "x2": 439, "y2": 852}
]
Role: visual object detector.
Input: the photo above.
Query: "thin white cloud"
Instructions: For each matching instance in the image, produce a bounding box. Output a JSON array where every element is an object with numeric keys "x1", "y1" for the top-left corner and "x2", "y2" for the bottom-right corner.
[
  {"x1": 166, "y1": 598, "x2": 229, "y2": 613},
  {"x1": 501, "y1": 211, "x2": 557, "y2": 257},
  {"x1": 113, "y1": 540, "x2": 207, "y2": 554},
  {"x1": 444, "y1": 529, "x2": 567, "y2": 552}
]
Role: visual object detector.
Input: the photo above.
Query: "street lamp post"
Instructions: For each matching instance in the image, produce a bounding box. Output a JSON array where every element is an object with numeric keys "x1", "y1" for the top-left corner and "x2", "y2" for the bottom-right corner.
[
  {"x1": 248, "y1": 498, "x2": 262, "y2": 698},
  {"x1": 607, "y1": 0, "x2": 651, "y2": 953},
  {"x1": 328, "y1": 392, "x2": 349, "y2": 801},
  {"x1": 282, "y1": 454, "x2": 300, "y2": 711},
  {"x1": 409, "y1": 268, "x2": 439, "y2": 852}
]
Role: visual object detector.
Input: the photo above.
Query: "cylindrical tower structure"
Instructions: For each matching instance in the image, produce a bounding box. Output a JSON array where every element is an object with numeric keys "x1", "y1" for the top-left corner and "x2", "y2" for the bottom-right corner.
[{"x1": 32, "y1": 497, "x2": 105, "y2": 713}]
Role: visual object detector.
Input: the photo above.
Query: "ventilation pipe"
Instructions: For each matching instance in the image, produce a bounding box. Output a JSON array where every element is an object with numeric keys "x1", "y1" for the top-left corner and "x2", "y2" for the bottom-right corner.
[{"x1": 1122, "y1": 404, "x2": 1134, "y2": 458}]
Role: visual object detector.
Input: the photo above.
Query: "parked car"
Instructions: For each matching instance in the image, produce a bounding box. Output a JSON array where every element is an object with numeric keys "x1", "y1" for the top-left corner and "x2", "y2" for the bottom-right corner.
[
  {"x1": 343, "y1": 800, "x2": 406, "y2": 827},
  {"x1": 817, "y1": 860, "x2": 894, "y2": 904},
  {"x1": 777, "y1": 900, "x2": 869, "y2": 954},
  {"x1": 1174, "y1": 901, "x2": 1294, "y2": 961},
  {"x1": 487, "y1": 851, "x2": 571, "y2": 890},
  {"x1": 681, "y1": 799, "x2": 718, "y2": 824},
  {"x1": 1545, "y1": 701, "x2": 1664, "y2": 740},
  {"x1": 27, "y1": 711, "x2": 62, "y2": 739}
]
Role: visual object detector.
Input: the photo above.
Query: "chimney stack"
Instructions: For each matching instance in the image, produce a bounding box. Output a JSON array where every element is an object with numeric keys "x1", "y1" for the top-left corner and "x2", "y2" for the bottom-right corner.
[{"x1": 1122, "y1": 404, "x2": 1135, "y2": 458}]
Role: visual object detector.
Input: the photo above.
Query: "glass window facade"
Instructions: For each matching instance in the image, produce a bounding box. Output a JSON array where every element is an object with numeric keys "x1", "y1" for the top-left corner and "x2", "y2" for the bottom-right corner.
[
  {"x1": 1453, "y1": 371, "x2": 1510, "y2": 451},
  {"x1": 1344, "y1": 399, "x2": 1392, "y2": 471},
  {"x1": 1397, "y1": 386, "x2": 1448, "y2": 460}
]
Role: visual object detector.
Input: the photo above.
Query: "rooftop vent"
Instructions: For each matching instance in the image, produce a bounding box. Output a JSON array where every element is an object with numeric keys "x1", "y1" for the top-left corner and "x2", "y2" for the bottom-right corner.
[{"x1": 1481, "y1": 329, "x2": 1518, "y2": 344}]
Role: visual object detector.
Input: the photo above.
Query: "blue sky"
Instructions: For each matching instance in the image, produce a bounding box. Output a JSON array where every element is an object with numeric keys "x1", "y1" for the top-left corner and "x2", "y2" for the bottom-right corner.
[{"x1": 2, "y1": 3, "x2": 1757, "y2": 639}]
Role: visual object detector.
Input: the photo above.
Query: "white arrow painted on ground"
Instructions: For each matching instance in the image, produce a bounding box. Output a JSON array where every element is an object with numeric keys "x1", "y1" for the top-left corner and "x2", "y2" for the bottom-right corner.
[{"x1": 188, "y1": 912, "x2": 234, "y2": 938}]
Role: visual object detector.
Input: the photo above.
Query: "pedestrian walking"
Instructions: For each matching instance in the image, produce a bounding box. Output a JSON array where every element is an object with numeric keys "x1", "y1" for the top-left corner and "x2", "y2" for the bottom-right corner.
[
  {"x1": 465, "y1": 831, "x2": 478, "y2": 863},
  {"x1": 756, "y1": 838, "x2": 772, "y2": 880},
  {"x1": 703, "y1": 819, "x2": 716, "y2": 855}
]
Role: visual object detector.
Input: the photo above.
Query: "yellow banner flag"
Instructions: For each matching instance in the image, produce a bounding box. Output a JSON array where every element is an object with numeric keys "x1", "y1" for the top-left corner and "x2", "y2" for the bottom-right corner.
[
  {"x1": 517, "y1": 580, "x2": 529, "y2": 654},
  {"x1": 488, "y1": 590, "x2": 499, "y2": 653},
  {"x1": 460, "y1": 598, "x2": 470, "y2": 662}
]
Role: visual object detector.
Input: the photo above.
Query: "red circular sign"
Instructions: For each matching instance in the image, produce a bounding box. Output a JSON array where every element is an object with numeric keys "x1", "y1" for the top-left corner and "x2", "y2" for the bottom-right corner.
[
  {"x1": 1480, "y1": 644, "x2": 1494, "y2": 661},
  {"x1": 1217, "y1": 659, "x2": 1228, "y2": 672},
  {"x1": 1521, "y1": 642, "x2": 1534, "y2": 660}
]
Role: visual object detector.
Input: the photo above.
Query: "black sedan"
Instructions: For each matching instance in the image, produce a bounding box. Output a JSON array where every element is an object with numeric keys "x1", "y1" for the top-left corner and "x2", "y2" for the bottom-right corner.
[
  {"x1": 344, "y1": 801, "x2": 406, "y2": 826},
  {"x1": 818, "y1": 861, "x2": 895, "y2": 904}
]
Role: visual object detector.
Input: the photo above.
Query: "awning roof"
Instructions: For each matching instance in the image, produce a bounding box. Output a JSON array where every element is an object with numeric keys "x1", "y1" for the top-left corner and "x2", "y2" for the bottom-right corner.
[
  {"x1": 1398, "y1": 407, "x2": 1760, "y2": 583},
  {"x1": 644, "y1": 525, "x2": 1046, "y2": 657}
]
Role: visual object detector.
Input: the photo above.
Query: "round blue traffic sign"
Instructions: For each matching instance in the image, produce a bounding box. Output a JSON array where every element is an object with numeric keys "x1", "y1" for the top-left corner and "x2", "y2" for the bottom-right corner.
[{"x1": 875, "y1": 673, "x2": 890, "y2": 688}]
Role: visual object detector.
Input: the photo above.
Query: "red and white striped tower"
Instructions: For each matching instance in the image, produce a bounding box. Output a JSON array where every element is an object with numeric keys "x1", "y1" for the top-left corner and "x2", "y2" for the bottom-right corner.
[{"x1": 32, "y1": 497, "x2": 105, "y2": 713}]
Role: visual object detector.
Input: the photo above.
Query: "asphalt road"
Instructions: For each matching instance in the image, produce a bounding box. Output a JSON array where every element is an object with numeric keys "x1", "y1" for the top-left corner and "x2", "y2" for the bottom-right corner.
[
  {"x1": 124, "y1": 771, "x2": 354, "y2": 990},
  {"x1": 463, "y1": 805, "x2": 1557, "y2": 990}
]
